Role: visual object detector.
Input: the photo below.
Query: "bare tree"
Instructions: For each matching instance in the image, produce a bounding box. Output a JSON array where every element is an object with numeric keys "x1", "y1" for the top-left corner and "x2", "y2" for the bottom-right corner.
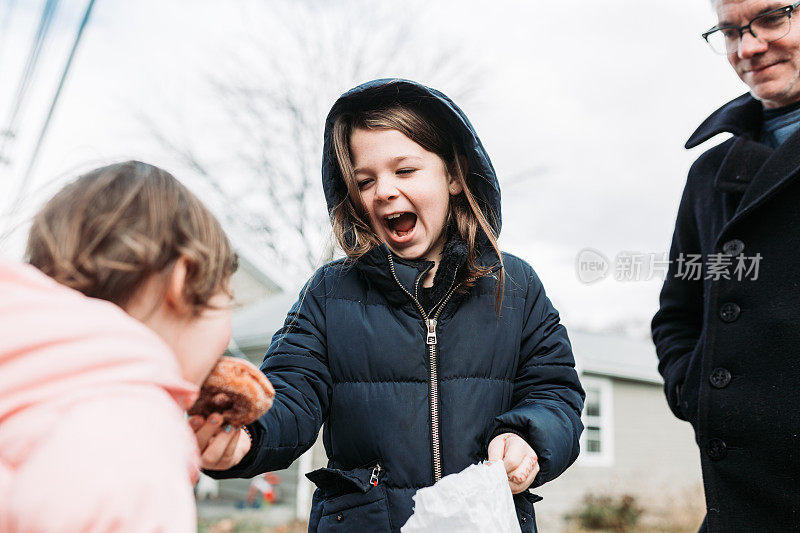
[{"x1": 148, "y1": 0, "x2": 484, "y2": 284}]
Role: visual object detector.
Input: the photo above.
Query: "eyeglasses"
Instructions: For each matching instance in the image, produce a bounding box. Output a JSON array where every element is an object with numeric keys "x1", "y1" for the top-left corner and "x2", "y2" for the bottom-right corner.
[{"x1": 702, "y1": 1, "x2": 800, "y2": 55}]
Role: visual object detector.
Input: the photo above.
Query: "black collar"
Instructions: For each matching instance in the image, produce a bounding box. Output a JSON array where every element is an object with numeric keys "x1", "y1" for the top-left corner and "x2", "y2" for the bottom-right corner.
[
  {"x1": 685, "y1": 93, "x2": 763, "y2": 149},
  {"x1": 352, "y1": 235, "x2": 500, "y2": 310}
]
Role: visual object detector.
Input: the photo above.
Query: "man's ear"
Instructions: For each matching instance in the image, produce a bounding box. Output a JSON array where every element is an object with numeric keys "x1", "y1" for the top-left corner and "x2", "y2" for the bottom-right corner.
[{"x1": 165, "y1": 255, "x2": 192, "y2": 315}]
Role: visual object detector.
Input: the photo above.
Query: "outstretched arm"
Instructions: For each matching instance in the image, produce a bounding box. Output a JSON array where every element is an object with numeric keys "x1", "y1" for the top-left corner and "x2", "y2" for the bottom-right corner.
[{"x1": 205, "y1": 268, "x2": 332, "y2": 479}]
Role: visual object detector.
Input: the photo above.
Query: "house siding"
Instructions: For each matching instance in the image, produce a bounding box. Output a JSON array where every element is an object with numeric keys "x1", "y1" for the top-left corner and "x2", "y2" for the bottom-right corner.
[{"x1": 532, "y1": 375, "x2": 703, "y2": 532}]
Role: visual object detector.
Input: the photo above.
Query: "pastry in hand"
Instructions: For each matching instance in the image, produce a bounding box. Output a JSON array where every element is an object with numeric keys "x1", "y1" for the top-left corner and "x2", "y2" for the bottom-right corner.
[{"x1": 188, "y1": 356, "x2": 275, "y2": 426}]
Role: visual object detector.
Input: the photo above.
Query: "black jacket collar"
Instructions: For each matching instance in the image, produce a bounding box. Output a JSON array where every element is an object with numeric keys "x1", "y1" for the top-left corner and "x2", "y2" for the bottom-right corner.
[
  {"x1": 353, "y1": 237, "x2": 500, "y2": 310},
  {"x1": 686, "y1": 93, "x2": 763, "y2": 149},
  {"x1": 687, "y1": 93, "x2": 800, "y2": 228}
]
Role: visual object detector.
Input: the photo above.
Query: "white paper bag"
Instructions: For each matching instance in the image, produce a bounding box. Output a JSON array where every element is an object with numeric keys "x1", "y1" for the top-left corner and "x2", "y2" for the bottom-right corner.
[{"x1": 400, "y1": 461, "x2": 522, "y2": 533}]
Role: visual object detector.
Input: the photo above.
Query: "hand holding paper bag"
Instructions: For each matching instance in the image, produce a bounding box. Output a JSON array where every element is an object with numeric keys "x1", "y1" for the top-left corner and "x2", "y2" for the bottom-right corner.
[
  {"x1": 400, "y1": 461, "x2": 523, "y2": 533},
  {"x1": 488, "y1": 432, "x2": 540, "y2": 493}
]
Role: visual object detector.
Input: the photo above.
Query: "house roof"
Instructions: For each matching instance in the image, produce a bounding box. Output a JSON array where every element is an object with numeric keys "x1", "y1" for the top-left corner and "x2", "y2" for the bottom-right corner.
[
  {"x1": 232, "y1": 289, "x2": 300, "y2": 351},
  {"x1": 569, "y1": 330, "x2": 662, "y2": 385},
  {"x1": 232, "y1": 293, "x2": 663, "y2": 385},
  {"x1": 234, "y1": 252, "x2": 284, "y2": 294},
  {"x1": 227, "y1": 230, "x2": 298, "y2": 294}
]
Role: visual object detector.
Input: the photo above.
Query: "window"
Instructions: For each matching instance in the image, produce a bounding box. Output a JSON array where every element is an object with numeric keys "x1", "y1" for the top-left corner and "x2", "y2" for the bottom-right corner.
[{"x1": 578, "y1": 376, "x2": 614, "y2": 466}]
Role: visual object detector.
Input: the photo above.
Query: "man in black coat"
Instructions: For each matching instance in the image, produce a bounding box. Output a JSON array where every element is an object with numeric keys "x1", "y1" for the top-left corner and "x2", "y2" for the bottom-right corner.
[{"x1": 652, "y1": 1, "x2": 800, "y2": 531}]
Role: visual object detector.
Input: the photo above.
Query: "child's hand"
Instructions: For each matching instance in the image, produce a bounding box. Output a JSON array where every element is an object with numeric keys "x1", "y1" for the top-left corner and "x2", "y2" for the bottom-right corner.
[
  {"x1": 188, "y1": 413, "x2": 251, "y2": 471},
  {"x1": 487, "y1": 433, "x2": 539, "y2": 494}
]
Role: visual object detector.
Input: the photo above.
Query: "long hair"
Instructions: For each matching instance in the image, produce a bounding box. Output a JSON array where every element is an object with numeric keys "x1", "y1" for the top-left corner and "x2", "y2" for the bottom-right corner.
[
  {"x1": 330, "y1": 104, "x2": 504, "y2": 311},
  {"x1": 26, "y1": 161, "x2": 238, "y2": 315}
]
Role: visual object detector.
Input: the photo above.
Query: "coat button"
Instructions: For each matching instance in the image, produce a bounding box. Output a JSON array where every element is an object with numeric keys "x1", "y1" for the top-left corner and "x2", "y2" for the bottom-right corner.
[
  {"x1": 521, "y1": 516, "x2": 527, "y2": 524},
  {"x1": 709, "y1": 367, "x2": 731, "y2": 388},
  {"x1": 706, "y1": 438, "x2": 727, "y2": 460},
  {"x1": 722, "y1": 239, "x2": 745, "y2": 256},
  {"x1": 336, "y1": 514, "x2": 343, "y2": 522},
  {"x1": 719, "y1": 302, "x2": 741, "y2": 322}
]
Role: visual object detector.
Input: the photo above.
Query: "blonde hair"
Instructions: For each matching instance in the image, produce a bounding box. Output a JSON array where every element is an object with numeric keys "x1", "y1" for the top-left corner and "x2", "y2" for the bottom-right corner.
[
  {"x1": 26, "y1": 161, "x2": 237, "y2": 315},
  {"x1": 330, "y1": 104, "x2": 504, "y2": 310}
]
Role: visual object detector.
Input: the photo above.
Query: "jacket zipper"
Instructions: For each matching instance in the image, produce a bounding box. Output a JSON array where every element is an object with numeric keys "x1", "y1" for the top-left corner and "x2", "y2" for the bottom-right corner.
[
  {"x1": 370, "y1": 463, "x2": 382, "y2": 486},
  {"x1": 386, "y1": 252, "x2": 464, "y2": 483}
]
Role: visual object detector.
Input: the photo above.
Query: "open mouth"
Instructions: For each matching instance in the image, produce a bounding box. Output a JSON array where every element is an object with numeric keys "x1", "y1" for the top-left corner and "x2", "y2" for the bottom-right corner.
[{"x1": 384, "y1": 212, "x2": 417, "y2": 238}]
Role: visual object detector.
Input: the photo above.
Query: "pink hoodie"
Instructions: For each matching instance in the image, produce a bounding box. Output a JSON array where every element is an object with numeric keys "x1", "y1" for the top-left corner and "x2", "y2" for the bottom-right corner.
[{"x1": 0, "y1": 256, "x2": 201, "y2": 532}]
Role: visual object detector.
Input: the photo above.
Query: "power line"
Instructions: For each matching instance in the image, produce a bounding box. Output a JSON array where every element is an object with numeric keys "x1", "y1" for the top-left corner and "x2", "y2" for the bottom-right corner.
[
  {"x1": 0, "y1": 0, "x2": 59, "y2": 167},
  {"x1": 16, "y1": 0, "x2": 97, "y2": 196},
  {"x1": 0, "y1": 0, "x2": 20, "y2": 74},
  {"x1": 1, "y1": 0, "x2": 97, "y2": 243}
]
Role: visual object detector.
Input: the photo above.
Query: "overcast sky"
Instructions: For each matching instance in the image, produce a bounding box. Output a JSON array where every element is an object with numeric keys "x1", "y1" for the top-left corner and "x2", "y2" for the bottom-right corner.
[{"x1": 1, "y1": 0, "x2": 747, "y2": 336}]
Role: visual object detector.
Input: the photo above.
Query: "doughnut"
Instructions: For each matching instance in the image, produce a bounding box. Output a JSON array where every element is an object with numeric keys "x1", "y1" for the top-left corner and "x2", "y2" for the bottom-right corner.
[{"x1": 188, "y1": 356, "x2": 275, "y2": 426}]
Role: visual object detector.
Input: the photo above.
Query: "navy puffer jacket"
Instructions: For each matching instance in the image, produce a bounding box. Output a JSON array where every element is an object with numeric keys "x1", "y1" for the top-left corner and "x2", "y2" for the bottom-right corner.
[{"x1": 209, "y1": 80, "x2": 584, "y2": 533}]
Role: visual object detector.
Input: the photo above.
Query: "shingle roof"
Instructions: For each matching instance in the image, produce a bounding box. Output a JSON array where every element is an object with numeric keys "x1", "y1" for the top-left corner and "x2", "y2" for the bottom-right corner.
[
  {"x1": 570, "y1": 330, "x2": 661, "y2": 384},
  {"x1": 232, "y1": 290, "x2": 300, "y2": 349}
]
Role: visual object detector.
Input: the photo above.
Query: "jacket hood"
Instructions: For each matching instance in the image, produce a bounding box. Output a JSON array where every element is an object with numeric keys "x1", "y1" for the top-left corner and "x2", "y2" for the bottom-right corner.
[
  {"x1": 322, "y1": 79, "x2": 502, "y2": 238},
  {"x1": 0, "y1": 257, "x2": 199, "y2": 429},
  {"x1": 686, "y1": 93, "x2": 762, "y2": 149}
]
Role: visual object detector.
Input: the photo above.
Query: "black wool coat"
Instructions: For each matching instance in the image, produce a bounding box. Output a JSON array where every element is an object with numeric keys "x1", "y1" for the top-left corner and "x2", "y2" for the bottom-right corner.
[
  {"x1": 652, "y1": 93, "x2": 800, "y2": 531},
  {"x1": 208, "y1": 80, "x2": 585, "y2": 533}
]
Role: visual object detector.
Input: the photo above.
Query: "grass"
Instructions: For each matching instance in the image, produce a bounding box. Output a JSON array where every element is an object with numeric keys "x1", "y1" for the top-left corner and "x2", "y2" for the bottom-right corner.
[{"x1": 198, "y1": 518, "x2": 308, "y2": 533}]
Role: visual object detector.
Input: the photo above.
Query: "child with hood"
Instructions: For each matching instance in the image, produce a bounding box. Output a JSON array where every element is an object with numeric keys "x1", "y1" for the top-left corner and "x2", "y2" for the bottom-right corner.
[
  {"x1": 0, "y1": 161, "x2": 238, "y2": 532},
  {"x1": 200, "y1": 79, "x2": 584, "y2": 532}
]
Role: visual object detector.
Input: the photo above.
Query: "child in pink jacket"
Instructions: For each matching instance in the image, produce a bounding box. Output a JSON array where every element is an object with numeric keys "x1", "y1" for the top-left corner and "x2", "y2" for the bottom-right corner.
[{"x1": 0, "y1": 161, "x2": 240, "y2": 532}]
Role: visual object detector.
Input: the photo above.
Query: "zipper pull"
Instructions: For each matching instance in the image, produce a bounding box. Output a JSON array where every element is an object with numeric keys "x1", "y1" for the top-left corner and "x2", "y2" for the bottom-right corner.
[
  {"x1": 426, "y1": 318, "x2": 437, "y2": 345},
  {"x1": 370, "y1": 464, "x2": 382, "y2": 486}
]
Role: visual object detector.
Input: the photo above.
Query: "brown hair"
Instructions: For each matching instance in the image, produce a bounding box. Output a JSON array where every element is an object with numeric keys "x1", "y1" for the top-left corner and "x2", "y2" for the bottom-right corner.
[
  {"x1": 330, "y1": 105, "x2": 504, "y2": 310},
  {"x1": 26, "y1": 161, "x2": 237, "y2": 315}
]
